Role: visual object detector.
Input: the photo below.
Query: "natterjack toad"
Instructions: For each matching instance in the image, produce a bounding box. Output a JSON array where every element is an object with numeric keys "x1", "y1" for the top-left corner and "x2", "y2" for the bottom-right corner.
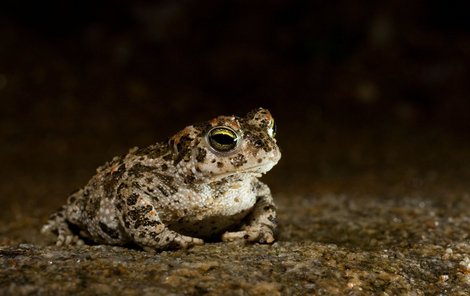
[{"x1": 42, "y1": 108, "x2": 281, "y2": 251}]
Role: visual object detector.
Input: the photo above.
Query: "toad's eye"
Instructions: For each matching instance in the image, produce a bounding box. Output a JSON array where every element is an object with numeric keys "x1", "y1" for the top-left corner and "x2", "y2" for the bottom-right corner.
[
  {"x1": 207, "y1": 127, "x2": 240, "y2": 152},
  {"x1": 268, "y1": 120, "x2": 277, "y2": 138}
]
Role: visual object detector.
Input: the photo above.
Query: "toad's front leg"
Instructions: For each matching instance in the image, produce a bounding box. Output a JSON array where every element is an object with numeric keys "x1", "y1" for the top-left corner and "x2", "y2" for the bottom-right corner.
[
  {"x1": 222, "y1": 181, "x2": 277, "y2": 244},
  {"x1": 118, "y1": 186, "x2": 204, "y2": 251}
]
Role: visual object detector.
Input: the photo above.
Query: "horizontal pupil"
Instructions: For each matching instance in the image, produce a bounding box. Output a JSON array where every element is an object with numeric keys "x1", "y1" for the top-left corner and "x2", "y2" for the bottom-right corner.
[{"x1": 212, "y1": 133, "x2": 235, "y2": 145}]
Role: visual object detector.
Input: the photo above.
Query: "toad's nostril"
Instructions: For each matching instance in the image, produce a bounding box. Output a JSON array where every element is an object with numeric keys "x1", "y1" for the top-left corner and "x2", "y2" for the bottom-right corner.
[{"x1": 254, "y1": 139, "x2": 264, "y2": 148}]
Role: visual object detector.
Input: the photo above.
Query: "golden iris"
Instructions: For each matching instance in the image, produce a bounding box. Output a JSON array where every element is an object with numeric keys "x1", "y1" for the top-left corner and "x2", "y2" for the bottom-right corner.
[
  {"x1": 207, "y1": 127, "x2": 239, "y2": 152},
  {"x1": 268, "y1": 120, "x2": 277, "y2": 138}
]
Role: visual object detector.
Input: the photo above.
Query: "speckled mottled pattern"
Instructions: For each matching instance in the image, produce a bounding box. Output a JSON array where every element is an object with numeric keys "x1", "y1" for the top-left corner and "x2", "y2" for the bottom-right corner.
[{"x1": 42, "y1": 108, "x2": 281, "y2": 251}]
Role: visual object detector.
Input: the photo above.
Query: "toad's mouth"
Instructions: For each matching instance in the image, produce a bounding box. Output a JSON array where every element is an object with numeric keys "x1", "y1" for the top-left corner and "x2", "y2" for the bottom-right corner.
[{"x1": 205, "y1": 164, "x2": 271, "y2": 181}]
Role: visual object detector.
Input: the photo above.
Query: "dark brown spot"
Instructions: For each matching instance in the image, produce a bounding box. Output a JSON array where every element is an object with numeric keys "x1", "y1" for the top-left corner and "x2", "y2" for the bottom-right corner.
[
  {"x1": 116, "y1": 200, "x2": 124, "y2": 211},
  {"x1": 196, "y1": 147, "x2": 206, "y2": 162},
  {"x1": 184, "y1": 174, "x2": 196, "y2": 185},
  {"x1": 173, "y1": 135, "x2": 193, "y2": 165},
  {"x1": 117, "y1": 183, "x2": 128, "y2": 192},
  {"x1": 86, "y1": 196, "x2": 101, "y2": 213},
  {"x1": 127, "y1": 209, "x2": 139, "y2": 221},
  {"x1": 126, "y1": 194, "x2": 139, "y2": 206},
  {"x1": 161, "y1": 164, "x2": 168, "y2": 171},
  {"x1": 217, "y1": 162, "x2": 223, "y2": 168},
  {"x1": 132, "y1": 182, "x2": 142, "y2": 190},
  {"x1": 230, "y1": 154, "x2": 247, "y2": 168},
  {"x1": 157, "y1": 185, "x2": 169, "y2": 197},
  {"x1": 132, "y1": 205, "x2": 154, "y2": 228},
  {"x1": 168, "y1": 185, "x2": 178, "y2": 195},
  {"x1": 150, "y1": 232, "x2": 161, "y2": 240},
  {"x1": 143, "y1": 220, "x2": 161, "y2": 227},
  {"x1": 155, "y1": 173, "x2": 174, "y2": 185}
]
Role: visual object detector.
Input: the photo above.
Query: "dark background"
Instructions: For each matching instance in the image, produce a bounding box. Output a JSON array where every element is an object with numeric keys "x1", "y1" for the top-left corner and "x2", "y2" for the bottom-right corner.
[
  {"x1": 2, "y1": 3, "x2": 470, "y2": 293},
  {"x1": 1, "y1": 0, "x2": 470, "y2": 212}
]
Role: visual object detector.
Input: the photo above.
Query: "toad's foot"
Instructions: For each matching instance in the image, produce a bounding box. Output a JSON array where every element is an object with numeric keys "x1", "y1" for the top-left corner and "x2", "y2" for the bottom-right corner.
[
  {"x1": 221, "y1": 225, "x2": 275, "y2": 244},
  {"x1": 41, "y1": 207, "x2": 84, "y2": 246},
  {"x1": 142, "y1": 233, "x2": 204, "y2": 252},
  {"x1": 172, "y1": 234, "x2": 205, "y2": 249}
]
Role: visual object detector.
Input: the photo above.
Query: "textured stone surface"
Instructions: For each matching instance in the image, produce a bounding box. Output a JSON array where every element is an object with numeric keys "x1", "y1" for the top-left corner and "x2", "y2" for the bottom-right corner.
[{"x1": 2, "y1": 166, "x2": 470, "y2": 295}]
